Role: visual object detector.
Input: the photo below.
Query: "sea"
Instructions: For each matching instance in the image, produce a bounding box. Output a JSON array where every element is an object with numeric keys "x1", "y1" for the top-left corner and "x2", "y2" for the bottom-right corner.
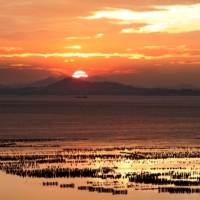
[
  {"x1": 0, "y1": 96, "x2": 200, "y2": 200},
  {"x1": 0, "y1": 96, "x2": 200, "y2": 142}
]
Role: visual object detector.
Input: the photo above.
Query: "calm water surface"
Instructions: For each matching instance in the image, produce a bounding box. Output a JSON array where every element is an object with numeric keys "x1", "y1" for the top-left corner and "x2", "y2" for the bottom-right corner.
[
  {"x1": 0, "y1": 96, "x2": 200, "y2": 143},
  {"x1": 1, "y1": 96, "x2": 200, "y2": 200}
]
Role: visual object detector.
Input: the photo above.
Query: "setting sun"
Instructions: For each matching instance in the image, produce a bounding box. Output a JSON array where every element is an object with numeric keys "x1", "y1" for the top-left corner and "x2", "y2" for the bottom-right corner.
[
  {"x1": 72, "y1": 70, "x2": 88, "y2": 78},
  {"x1": 0, "y1": 1, "x2": 200, "y2": 88}
]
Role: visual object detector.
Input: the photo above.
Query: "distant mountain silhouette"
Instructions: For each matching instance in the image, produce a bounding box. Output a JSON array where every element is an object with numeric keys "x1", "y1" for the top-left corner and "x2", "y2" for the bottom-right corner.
[
  {"x1": 9, "y1": 75, "x2": 107, "y2": 88},
  {"x1": 44, "y1": 77, "x2": 133, "y2": 95},
  {"x1": 0, "y1": 84, "x2": 7, "y2": 89},
  {"x1": 80, "y1": 76, "x2": 108, "y2": 83},
  {"x1": 155, "y1": 84, "x2": 200, "y2": 91},
  {"x1": 1, "y1": 77, "x2": 200, "y2": 96},
  {"x1": 10, "y1": 75, "x2": 68, "y2": 88}
]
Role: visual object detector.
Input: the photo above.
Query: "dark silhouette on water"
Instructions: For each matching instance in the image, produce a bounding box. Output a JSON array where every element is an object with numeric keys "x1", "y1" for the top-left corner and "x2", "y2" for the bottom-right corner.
[
  {"x1": 75, "y1": 96, "x2": 88, "y2": 98},
  {"x1": 1, "y1": 139, "x2": 200, "y2": 196}
]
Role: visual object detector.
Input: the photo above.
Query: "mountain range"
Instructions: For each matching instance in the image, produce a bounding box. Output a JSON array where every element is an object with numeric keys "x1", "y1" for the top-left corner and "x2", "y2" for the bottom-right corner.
[
  {"x1": 5, "y1": 75, "x2": 200, "y2": 90},
  {"x1": 9, "y1": 75, "x2": 108, "y2": 88},
  {"x1": 1, "y1": 77, "x2": 200, "y2": 96}
]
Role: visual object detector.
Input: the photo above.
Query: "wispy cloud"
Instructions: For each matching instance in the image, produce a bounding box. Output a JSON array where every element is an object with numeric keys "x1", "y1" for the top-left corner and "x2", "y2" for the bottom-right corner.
[
  {"x1": 143, "y1": 45, "x2": 189, "y2": 51},
  {"x1": 10, "y1": 64, "x2": 31, "y2": 67},
  {"x1": 95, "y1": 33, "x2": 104, "y2": 38},
  {"x1": 0, "y1": 47, "x2": 22, "y2": 51},
  {"x1": 122, "y1": 23, "x2": 168, "y2": 33},
  {"x1": 177, "y1": 60, "x2": 200, "y2": 65},
  {"x1": 0, "y1": 52, "x2": 197, "y2": 60},
  {"x1": 144, "y1": 46, "x2": 167, "y2": 49},
  {"x1": 81, "y1": 5, "x2": 200, "y2": 33},
  {"x1": 65, "y1": 37, "x2": 91, "y2": 40},
  {"x1": 64, "y1": 46, "x2": 82, "y2": 49},
  {"x1": 65, "y1": 33, "x2": 104, "y2": 40}
]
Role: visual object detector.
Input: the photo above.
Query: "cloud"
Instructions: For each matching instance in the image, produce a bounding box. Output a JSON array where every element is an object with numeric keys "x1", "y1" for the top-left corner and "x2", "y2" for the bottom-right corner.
[
  {"x1": 144, "y1": 46, "x2": 167, "y2": 49},
  {"x1": 122, "y1": 69, "x2": 140, "y2": 74},
  {"x1": 122, "y1": 23, "x2": 168, "y2": 33},
  {"x1": 0, "y1": 52, "x2": 174, "y2": 60},
  {"x1": 81, "y1": 5, "x2": 200, "y2": 33},
  {"x1": 1, "y1": 51, "x2": 198, "y2": 61},
  {"x1": 80, "y1": 7, "x2": 163, "y2": 21},
  {"x1": 95, "y1": 33, "x2": 104, "y2": 38},
  {"x1": 10, "y1": 64, "x2": 31, "y2": 67},
  {"x1": 177, "y1": 60, "x2": 200, "y2": 65},
  {"x1": 64, "y1": 46, "x2": 82, "y2": 49},
  {"x1": 65, "y1": 36, "x2": 91, "y2": 40},
  {"x1": 1, "y1": 1, "x2": 200, "y2": 35},
  {"x1": 65, "y1": 33, "x2": 103, "y2": 40},
  {"x1": 142, "y1": 45, "x2": 189, "y2": 51},
  {"x1": 1, "y1": 0, "x2": 200, "y2": 88},
  {"x1": 0, "y1": 47, "x2": 22, "y2": 51}
]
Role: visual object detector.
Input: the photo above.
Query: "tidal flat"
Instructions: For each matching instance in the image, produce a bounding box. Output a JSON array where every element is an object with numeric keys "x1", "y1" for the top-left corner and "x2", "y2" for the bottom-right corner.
[{"x1": 1, "y1": 139, "x2": 200, "y2": 200}]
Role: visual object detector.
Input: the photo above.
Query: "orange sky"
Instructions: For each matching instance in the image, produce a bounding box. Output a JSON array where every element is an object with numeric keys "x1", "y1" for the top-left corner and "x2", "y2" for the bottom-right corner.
[{"x1": 0, "y1": 0, "x2": 200, "y2": 87}]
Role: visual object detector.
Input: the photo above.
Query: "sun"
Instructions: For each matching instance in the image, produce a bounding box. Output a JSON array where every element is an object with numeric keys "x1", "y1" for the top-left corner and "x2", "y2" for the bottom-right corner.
[{"x1": 72, "y1": 70, "x2": 88, "y2": 78}]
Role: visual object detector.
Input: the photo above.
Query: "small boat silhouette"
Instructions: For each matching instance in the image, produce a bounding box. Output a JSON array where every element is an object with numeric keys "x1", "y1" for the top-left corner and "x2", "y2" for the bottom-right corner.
[{"x1": 75, "y1": 96, "x2": 88, "y2": 98}]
